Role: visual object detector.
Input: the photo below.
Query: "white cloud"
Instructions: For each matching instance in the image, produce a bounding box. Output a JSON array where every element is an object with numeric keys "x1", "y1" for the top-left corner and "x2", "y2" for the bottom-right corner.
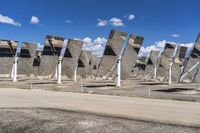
[
  {"x1": 109, "y1": 17, "x2": 124, "y2": 26},
  {"x1": 83, "y1": 37, "x2": 92, "y2": 44},
  {"x1": 171, "y1": 34, "x2": 180, "y2": 38},
  {"x1": 138, "y1": 40, "x2": 167, "y2": 57},
  {"x1": 73, "y1": 38, "x2": 81, "y2": 41},
  {"x1": 138, "y1": 45, "x2": 162, "y2": 57},
  {"x1": 30, "y1": 16, "x2": 40, "y2": 24},
  {"x1": 37, "y1": 43, "x2": 44, "y2": 51},
  {"x1": 124, "y1": 14, "x2": 136, "y2": 20},
  {"x1": 0, "y1": 13, "x2": 21, "y2": 26},
  {"x1": 82, "y1": 37, "x2": 107, "y2": 57},
  {"x1": 97, "y1": 17, "x2": 124, "y2": 27},
  {"x1": 128, "y1": 14, "x2": 135, "y2": 20},
  {"x1": 65, "y1": 20, "x2": 72, "y2": 23},
  {"x1": 97, "y1": 19, "x2": 108, "y2": 27},
  {"x1": 80, "y1": 37, "x2": 193, "y2": 58},
  {"x1": 138, "y1": 40, "x2": 194, "y2": 57},
  {"x1": 94, "y1": 37, "x2": 107, "y2": 45},
  {"x1": 179, "y1": 43, "x2": 194, "y2": 47}
]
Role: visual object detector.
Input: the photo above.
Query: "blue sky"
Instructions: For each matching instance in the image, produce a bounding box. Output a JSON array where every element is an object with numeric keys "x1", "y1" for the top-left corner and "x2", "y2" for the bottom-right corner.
[{"x1": 0, "y1": 0, "x2": 199, "y2": 50}]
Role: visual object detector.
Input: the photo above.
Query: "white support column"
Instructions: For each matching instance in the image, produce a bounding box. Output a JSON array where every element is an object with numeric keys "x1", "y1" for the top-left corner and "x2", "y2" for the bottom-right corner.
[
  {"x1": 74, "y1": 63, "x2": 78, "y2": 82},
  {"x1": 153, "y1": 62, "x2": 157, "y2": 80},
  {"x1": 13, "y1": 57, "x2": 18, "y2": 82},
  {"x1": 180, "y1": 66, "x2": 184, "y2": 76},
  {"x1": 177, "y1": 66, "x2": 184, "y2": 82},
  {"x1": 116, "y1": 56, "x2": 121, "y2": 87},
  {"x1": 168, "y1": 62, "x2": 173, "y2": 84},
  {"x1": 57, "y1": 57, "x2": 62, "y2": 84}
]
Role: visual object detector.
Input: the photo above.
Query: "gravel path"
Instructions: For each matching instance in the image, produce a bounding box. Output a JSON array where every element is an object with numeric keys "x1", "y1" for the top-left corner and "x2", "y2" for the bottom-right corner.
[{"x1": 0, "y1": 108, "x2": 199, "y2": 133}]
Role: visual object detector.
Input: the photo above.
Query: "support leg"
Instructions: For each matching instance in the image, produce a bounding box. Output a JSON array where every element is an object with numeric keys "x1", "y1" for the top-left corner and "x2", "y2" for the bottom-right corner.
[
  {"x1": 57, "y1": 58, "x2": 62, "y2": 84},
  {"x1": 116, "y1": 56, "x2": 121, "y2": 87},
  {"x1": 13, "y1": 58, "x2": 18, "y2": 82},
  {"x1": 74, "y1": 63, "x2": 78, "y2": 82},
  {"x1": 153, "y1": 62, "x2": 157, "y2": 80},
  {"x1": 168, "y1": 62, "x2": 173, "y2": 84}
]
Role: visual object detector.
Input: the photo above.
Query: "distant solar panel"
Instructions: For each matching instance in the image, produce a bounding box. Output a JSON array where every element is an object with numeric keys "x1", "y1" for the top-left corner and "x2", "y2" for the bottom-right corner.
[
  {"x1": 38, "y1": 35, "x2": 64, "y2": 76},
  {"x1": 64, "y1": 48, "x2": 73, "y2": 58},
  {"x1": 169, "y1": 46, "x2": 188, "y2": 81},
  {"x1": 62, "y1": 39, "x2": 83, "y2": 79},
  {"x1": 103, "y1": 46, "x2": 117, "y2": 56},
  {"x1": 97, "y1": 30, "x2": 127, "y2": 77},
  {"x1": 92, "y1": 57, "x2": 101, "y2": 76},
  {"x1": 157, "y1": 43, "x2": 176, "y2": 81},
  {"x1": 121, "y1": 34, "x2": 143, "y2": 79},
  {"x1": 144, "y1": 50, "x2": 160, "y2": 78},
  {"x1": 78, "y1": 59, "x2": 85, "y2": 67},
  {"x1": 17, "y1": 42, "x2": 37, "y2": 76},
  {"x1": 77, "y1": 50, "x2": 91, "y2": 78},
  {"x1": 19, "y1": 43, "x2": 32, "y2": 58},
  {"x1": 88, "y1": 54, "x2": 96, "y2": 76}
]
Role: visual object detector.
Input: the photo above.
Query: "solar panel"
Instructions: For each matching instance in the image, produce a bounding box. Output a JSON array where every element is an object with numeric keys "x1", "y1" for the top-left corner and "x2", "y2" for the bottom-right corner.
[
  {"x1": 157, "y1": 43, "x2": 176, "y2": 81},
  {"x1": 121, "y1": 34, "x2": 143, "y2": 79},
  {"x1": 62, "y1": 39, "x2": 83, "y2": 79},
  {"x1": 77, "y1": 50, "x2": 91, "y2": 78},
  {"x1": 97, "y1": 30, "x2": 127, "y2": 77},
  {"x1": 17, "y1": 42, "x2": 37, "y2": 76},
  {"x1": 38, "y1": 35, "x2": 64, "y2": 76}
]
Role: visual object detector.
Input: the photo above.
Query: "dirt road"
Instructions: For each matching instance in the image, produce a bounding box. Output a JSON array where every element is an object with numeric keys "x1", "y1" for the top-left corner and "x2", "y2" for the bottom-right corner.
[
  {"x1": 0, "y1": 108, "x2": 199, "y2": 133},
  {"x1": 0, "y1": 88, "x2": 200, "y2": 127}
]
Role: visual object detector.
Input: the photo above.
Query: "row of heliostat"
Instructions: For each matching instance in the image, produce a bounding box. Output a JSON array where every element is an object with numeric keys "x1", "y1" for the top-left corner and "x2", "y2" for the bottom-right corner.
[{"x1": 0, "y1": 30, "x2": 199, "y2": 83}]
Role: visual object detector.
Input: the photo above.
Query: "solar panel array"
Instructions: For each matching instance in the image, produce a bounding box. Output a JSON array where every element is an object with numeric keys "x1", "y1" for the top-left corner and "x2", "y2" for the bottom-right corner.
[{"x1": 0, "y1": 30, "x2": 199, "y2": 84}]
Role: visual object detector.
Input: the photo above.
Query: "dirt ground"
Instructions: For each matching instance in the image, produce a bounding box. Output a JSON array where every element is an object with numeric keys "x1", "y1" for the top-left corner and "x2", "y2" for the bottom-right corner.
[
  {"x1": 0, "y1": 77, "x2": 200, "y2": 132},
  {"x1": 0, "y1": 108, "x2": 200, "y2": 133}
]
